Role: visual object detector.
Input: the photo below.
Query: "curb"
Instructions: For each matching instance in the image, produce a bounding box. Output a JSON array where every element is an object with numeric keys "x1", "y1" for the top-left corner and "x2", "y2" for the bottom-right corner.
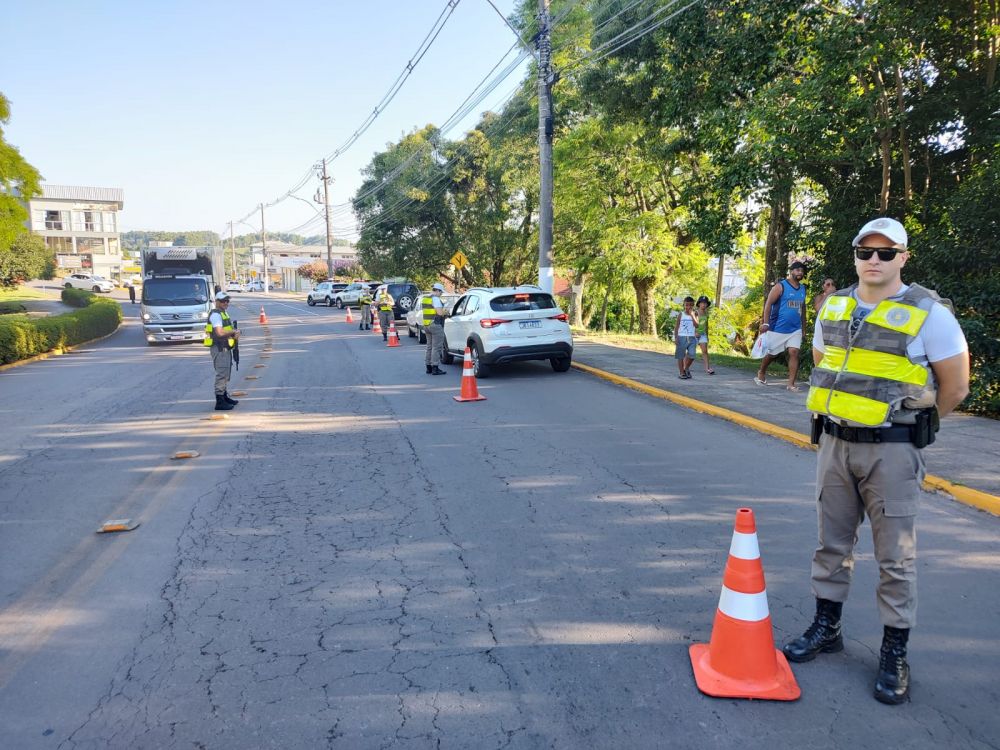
[
  {"x1": 0, "y1": 320, "x2": 126, "y2": 374},
  {"x1": 572, "y1": 361, "x2": 1000, "y2": 517}
]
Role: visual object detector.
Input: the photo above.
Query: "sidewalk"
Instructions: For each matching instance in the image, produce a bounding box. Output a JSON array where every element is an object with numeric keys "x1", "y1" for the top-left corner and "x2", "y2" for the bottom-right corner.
[{"x1": 572, "y1": 337, "x2": 1000, "y2": 501}]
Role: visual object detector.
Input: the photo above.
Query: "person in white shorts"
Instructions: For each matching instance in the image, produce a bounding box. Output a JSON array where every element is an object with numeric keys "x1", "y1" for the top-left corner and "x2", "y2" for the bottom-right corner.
[{"x1": 756, "y1": 261, "x2": 807, "y2": 390}]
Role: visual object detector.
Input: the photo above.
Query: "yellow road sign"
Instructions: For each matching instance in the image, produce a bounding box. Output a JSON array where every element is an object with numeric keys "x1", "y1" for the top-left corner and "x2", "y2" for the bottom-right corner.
[{"x1": 449, "y1": 251, "x2": 469, "y2": 270}]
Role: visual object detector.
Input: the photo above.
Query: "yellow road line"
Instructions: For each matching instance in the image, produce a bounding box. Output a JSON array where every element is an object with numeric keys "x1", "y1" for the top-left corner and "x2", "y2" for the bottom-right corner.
[{"x1": 572, "y1": 361, "x2": 1000, "y2": 517}]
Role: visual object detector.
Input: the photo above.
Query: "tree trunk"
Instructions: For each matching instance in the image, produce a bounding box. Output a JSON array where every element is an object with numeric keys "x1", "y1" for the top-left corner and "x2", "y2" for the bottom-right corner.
[
  {"x1": 632, "y1": 276, "x2": 657, "y2": 336},
  {"x1": 763, "y1": 179, "x2": 792, "y2": 292},
  {"x1": 715, "y1": 254, "x2": 725, "y2": 307},
  {"x1": 599, "y1": 283, "x2": 611, "y2": 333},
  {"x1": 570, "y1": 270, "x2": 588, "y2": 327},
  {"x1": 895, "y1": 65, "x2": 913, "y2": 209},
  {"x1": 873, "y1": 66, "x2": 893, "y2": 211}
]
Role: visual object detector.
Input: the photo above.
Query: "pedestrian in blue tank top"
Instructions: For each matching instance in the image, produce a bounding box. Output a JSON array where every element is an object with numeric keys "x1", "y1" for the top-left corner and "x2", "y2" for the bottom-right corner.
[{"x1": 755, "y1": 261, "x2": 807, "y2": 390}]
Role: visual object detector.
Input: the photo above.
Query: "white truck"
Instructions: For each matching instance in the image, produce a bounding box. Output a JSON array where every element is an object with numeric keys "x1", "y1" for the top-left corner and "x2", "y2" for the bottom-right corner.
[{"x1": 140, "y1": 246, "x2": 225, "y2": 345}]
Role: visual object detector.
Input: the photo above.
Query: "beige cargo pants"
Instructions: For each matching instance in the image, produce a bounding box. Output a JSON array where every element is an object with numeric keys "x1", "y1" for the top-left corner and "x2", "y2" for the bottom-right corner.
[
  {"x1": 211, "y1": 347, "x2": 232, "y2": 396},
  {"x1": 811, "y1": 434, "x2": 925, "y2": 629}
]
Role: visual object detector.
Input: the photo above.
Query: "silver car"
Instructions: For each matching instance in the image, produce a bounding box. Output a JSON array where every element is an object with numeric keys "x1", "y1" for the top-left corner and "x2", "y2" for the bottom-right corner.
[{"x1": 405, "y1": 291, "x2": 459, "y2": 343}]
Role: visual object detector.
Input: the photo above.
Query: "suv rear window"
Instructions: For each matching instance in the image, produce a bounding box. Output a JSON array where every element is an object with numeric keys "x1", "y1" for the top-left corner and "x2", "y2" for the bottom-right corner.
[{"x1": 489, "y1": 293, "x2": 556, "y2": 312}]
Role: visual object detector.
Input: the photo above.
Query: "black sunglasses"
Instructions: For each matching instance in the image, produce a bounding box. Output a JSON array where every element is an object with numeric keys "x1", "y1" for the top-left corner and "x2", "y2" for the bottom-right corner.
[{"x1": 854, "y1": 246, "x2": 903, "y2": 261}]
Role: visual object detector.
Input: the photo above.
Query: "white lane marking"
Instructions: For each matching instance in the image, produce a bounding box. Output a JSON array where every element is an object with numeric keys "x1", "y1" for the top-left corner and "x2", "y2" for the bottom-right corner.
[{"x1": 259, "y1": 301, "x2": 323, "y2": 317}]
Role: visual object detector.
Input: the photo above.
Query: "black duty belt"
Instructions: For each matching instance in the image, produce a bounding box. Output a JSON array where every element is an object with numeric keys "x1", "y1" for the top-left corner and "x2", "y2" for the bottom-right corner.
[{"x1": 822, "y1": 420, "x2": 913, "y2": 444}]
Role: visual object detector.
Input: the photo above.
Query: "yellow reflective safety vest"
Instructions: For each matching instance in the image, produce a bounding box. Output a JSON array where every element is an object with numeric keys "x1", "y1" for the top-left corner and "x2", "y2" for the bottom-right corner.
[
  {"x1": 422, "y1": 295, "x2": 438, "y2": 326},
  {"x1": 376, "y1": 294, "x2": 393, "y2": 312},
  {"x1": 203, "y1": 309, "x2": 235, "y2": 349},
  {"x1": 807, "y1": 284, "x2": 942, "y2": 426},
  {"x1": 359, "y1": 293, "x2": 373, "y2": 306}
]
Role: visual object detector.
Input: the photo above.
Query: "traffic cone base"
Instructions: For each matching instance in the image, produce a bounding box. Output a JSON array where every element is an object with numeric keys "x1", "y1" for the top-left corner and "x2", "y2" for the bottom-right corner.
[
  {"x1": 259, "y1": 306, "x2": 267, "y2": 324},
  {"x1": 387, "y1": 321, "x2": 400, "y2": 347},
  {"x1": 372, "y1": 316, "x2": 382, "y2": 335},
  {"x1": 454, "y1": 346, "x2": 486, "y2": 402},
  {"x1": 688, "y1": 508, "x2": 800, "y2": 701},
  {"x1": 346, "y1": 306, "x2": 354, "y2": 324}
]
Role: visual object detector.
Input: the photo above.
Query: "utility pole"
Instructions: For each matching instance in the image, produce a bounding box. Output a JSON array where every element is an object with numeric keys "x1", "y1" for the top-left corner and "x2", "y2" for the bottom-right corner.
[
  {"x1": 318, "y1": 159, "x2": 334, "y2": 278},
  {"x1": 537, "y1": 0, "x2": 554, "y2": 294},
  {"x1": 260, "y1": 203, "x2": 269, "y2": 295},
  {"x1": 229, "y1": 221, "x2": 236, "y2": 282}
]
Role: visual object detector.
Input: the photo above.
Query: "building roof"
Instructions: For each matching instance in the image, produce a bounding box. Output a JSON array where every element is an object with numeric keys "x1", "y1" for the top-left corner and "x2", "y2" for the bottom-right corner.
[{"x1": 40, "y1": 184, "x2": 125, "y2": 207}]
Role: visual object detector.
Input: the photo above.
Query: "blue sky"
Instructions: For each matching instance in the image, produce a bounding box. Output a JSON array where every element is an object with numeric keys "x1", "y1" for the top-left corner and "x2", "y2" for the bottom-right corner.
[{"x1": 1, "y1": 0, "x2": 526, "y2": 236}]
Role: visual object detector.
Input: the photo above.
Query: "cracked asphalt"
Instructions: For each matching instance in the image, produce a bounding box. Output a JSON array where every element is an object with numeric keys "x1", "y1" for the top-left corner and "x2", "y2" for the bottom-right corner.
[{"x1": 1, "y1": 296, "x2": 998, "y2": 749}]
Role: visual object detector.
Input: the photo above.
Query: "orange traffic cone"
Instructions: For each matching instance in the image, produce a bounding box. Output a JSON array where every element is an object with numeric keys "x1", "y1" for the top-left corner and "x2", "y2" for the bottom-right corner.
[
  {"x1": 372, "y1": 315, "x2": 382, "y2": 335},
  {"x1": 345, "y1": 306, "x2": 354, "y2": 324},
  {"x1": 387, "y1": 320, "x2": 400, "y2": 347},
  {"x1": 259, "y1": 306, "x2": 267, "y2": 324},
  {"x1": 688, "y1": 508, "x2": 800, "y2": 701},
  {"x1": 453, "y1": 347, "x2": 486, "y2": 402}
]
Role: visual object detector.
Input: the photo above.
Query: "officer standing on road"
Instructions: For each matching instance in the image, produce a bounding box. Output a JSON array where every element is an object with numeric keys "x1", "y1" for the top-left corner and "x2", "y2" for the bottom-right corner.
[
  {"x1": 127, "y1": 280, "x2": 136, "y2": 304},
  {"x1": 359, "y1": 288, "x2": 373, "y2": 330},
  {"x1": 375, "y1": 287, "x2": 394, "y2": 341},
  {"x1": 204, "y1": 291, "x2": 241, "y2": 411},
  {"x1": 424, "y1": 283, "x2": 448, "y2": 375},
  {"x1": 784, "y1": 217, "x2": 969, "y2": 705}
]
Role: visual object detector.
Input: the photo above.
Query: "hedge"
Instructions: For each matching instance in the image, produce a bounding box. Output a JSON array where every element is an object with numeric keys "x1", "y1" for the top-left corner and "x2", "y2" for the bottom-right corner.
[{"x1": 0, "y1": 292, "x2": 122, "y2": 365}]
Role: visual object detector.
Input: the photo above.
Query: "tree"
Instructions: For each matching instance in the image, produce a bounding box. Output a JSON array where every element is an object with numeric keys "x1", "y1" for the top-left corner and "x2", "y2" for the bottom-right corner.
[
  {"x1": 0, "y1": 232, "x2": 50, "y2": 287},
  {"x1": 0, "y1": 93, "x2": 42, "y2": 252},
  {"x1": 296, "y1": 261, "x2": 330, "y2": 283}
]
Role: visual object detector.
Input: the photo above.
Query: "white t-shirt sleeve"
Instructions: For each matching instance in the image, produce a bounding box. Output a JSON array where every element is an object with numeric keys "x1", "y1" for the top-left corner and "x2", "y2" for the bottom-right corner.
[{"x1": 208, "y1": 311, "x2": 224, "y2": 329}]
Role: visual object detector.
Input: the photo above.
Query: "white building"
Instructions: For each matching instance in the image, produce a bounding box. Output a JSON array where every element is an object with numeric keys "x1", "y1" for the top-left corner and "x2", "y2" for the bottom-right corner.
[
  {"x1": 249, "y1": 241, "x2": 359, "y2": 292},
  {"x1": 25, "y1": 184, "x2": 125, "y2": 281}
]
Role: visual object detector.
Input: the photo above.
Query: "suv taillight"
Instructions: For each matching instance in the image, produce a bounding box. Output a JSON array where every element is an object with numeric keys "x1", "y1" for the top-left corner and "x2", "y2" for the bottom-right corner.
[
  {"x1": 550, "y1": 313, "x2": 568, "y2": 322},
  {"x1": 480, "y1": 318, "x2": 510, "y2": 328}
]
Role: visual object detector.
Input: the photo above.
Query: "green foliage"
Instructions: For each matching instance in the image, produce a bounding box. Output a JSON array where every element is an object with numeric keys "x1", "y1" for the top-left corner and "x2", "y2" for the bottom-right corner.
[
  {"x1": 0, "y1": 293, "x2": 121, "y2": 364},
  {"x1": 0, "y1": 93, "x2": 42, "y2": 253},
  {"x1": 62, "y1": 287, "x2": 96, "y2": 307},
  {"x1": 0, "y1": 232, "x2": 52, "y2": 287},
  {"x1": 296, "y1": 261, "x2": 329, "y2": 283},
  {"x1": 0, "y1": 301, "x2": 24, "y2": 314}
]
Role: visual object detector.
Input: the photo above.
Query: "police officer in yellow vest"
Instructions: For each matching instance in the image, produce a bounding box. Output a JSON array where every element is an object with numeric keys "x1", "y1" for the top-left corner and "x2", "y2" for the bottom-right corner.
[
  {"x1": 359, "y1": 289, "x2": 373, "y2": 330},
  {"x1": 204, "y1": 291, "x2": 241, "y2": 411},
  {"x1": 783, "y1": 218, "x2": 969, "y2": 705},
  {"x1": 375, "y1": 288, "x2": 394, "y2": 341},
  {"x1": 423, "y1": 283, "x2": 448, "y2": 375}
]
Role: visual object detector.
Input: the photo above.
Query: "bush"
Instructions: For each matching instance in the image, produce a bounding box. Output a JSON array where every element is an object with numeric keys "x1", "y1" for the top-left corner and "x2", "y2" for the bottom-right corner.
[
  {"x1": 0, "y1": 301, "x2": 24, "y2": 315},
  {"x1": 0, "y1": 295, "x2": 122, "y2": 364},
  {"x1": 62, "y1": 287, "x2": 95, "y2": 307}
]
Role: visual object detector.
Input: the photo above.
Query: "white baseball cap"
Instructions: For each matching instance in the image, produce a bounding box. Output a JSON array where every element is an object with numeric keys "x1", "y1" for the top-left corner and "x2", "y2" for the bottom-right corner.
[
  {"x1": 852, "y1": 217, "x2": 908, "y2": 249},
  {"x1": 215, "y1": 291, "x2": 231, "y2": 301},
  {"x1": 431, "y1": 283, "x2": 445, "y2": 292}
]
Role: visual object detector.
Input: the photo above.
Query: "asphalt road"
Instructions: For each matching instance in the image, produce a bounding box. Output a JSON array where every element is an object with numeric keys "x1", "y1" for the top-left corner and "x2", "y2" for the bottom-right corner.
[{"x1": 1, "y1": 295, "x2": 998, "y2": 749}]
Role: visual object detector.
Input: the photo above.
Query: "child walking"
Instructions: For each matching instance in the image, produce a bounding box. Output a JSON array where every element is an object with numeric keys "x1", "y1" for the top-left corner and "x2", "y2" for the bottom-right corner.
[
  {"x1": 674, "y1": 296, "x2": 698, "y2": 379},
  {"x1": 695, "y1": 295, "x2": 715, "y2": 374}
]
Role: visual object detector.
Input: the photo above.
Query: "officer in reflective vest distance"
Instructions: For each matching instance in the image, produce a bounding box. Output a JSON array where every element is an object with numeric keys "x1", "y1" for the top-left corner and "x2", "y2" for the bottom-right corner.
[
  {"x1": 424, "y1": 283, "x2": 449, "y2": 375},
  {"x1": 784, "y1": 217, "x2": 969, "y2": 705},
  {"x1": 204, "y1": 292, "x2": 241, "y2": 411},
  {"x1": 359, "y1": 289, "x2": 373, "y2": 330},
  {"x1": 375, "y1": 288, "x2": 394, "y2": 341}
]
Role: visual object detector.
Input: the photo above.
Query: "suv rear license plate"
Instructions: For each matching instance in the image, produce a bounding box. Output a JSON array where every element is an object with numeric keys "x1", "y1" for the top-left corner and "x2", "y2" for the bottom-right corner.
[{"x1": 519, "y1": 320, "x2": 542, "y2": 329}]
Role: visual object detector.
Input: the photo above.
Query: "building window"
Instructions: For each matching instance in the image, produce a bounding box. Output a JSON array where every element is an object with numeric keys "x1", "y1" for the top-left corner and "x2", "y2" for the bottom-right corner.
[
  {"x1": 84, "y1": 211, "x2": 98, "y2": 231},
  {"x1": 45, "y1": 237, "x2": 74, "y2": 253},
  {"x1": 77, "y1": 237, "x2": 106, "y2": 255},
  {"x1": 102, "y1": 212, "x2": 117, "y2": 232},
  {"x1": 107, "y1": 237, "x2": 120, "y2": 254},
  {"x1": 45, "y1": 210, "x2": 63, "y2": 230}
]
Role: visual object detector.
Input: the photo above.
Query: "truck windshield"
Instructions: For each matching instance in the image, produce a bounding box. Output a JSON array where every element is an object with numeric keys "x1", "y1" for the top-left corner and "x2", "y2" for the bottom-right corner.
[{"x1": 142, "y1": 278, "x2": 210, "y2": 306}]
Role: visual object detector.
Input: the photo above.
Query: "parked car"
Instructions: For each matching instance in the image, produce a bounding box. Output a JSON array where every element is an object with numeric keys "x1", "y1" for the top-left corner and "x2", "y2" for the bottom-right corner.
[
  {"x1": 225, "y1": 280, "x2": 244, "y2": 293},
  {"x1": 245, "y1": 279, "x2": 278, "y2": 292},
  {"x1": 370, "y1": 281, "x2": 421, "y2": 320},
  {"x1": 64, "y1": 273, "x2": 114, "y2": 293},
  {"x1": 442, "y1": 286, "x2": 572, "y2": 378},
  {"x1": 406, "y1": 291, "x2": 460, "y2": 343},
  {"x1": 332, "y1": 281, "x2": 378, "y2": 309},
  {"x1": 307, "y1": 281, "x2": 347, "y2": 306}
]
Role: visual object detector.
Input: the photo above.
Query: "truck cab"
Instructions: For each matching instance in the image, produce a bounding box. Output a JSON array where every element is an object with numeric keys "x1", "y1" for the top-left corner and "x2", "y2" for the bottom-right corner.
[{"x1": 140, "y1": 247, "x2": 223, "y2": 345}]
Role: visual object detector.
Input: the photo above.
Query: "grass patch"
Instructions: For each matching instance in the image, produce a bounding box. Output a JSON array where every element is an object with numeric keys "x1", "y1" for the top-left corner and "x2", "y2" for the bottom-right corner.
[
  {"x1": 572, "y1": 329, "x2": 795, "y2": 377},
  {"x1": 0, "y1": 285, "x2": 59, "y2": 302}
]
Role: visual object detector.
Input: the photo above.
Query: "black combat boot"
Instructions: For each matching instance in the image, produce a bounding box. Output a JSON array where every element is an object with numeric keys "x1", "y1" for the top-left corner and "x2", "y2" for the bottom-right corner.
[
  {"x1": 215, "y1": 394, "x2": 235, "y2": 411},
  {"x1": 873, "y1": 626, "x2": 910, "y2": 705},
  {"x1": 224, "y1": 391, "x2": 239, "y2": 405},
  {"x1": 430, "y1": 366, "x2": 446, "y2": 375},
  {"x1": 783, "y1": 598, "x2": 844, "y2": 662},
  {"x1": 426, "y1": 365, "x2": 433, "y2": 374}
]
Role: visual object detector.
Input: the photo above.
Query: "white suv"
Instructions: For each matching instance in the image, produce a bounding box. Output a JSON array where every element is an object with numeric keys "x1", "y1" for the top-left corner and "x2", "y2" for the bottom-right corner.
[
  {"x1": 442, "y1": 286, "x2": 572, "y2": 377},
  {"x1": 64, "y1": 273, "x2": 114, "y2": 293},
  {"x1": 332, "y1": 282, "x2": 374, "y2": 308},
  {"x1": 307, "y1": 281, "x2": 346, "y2": 306}
]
